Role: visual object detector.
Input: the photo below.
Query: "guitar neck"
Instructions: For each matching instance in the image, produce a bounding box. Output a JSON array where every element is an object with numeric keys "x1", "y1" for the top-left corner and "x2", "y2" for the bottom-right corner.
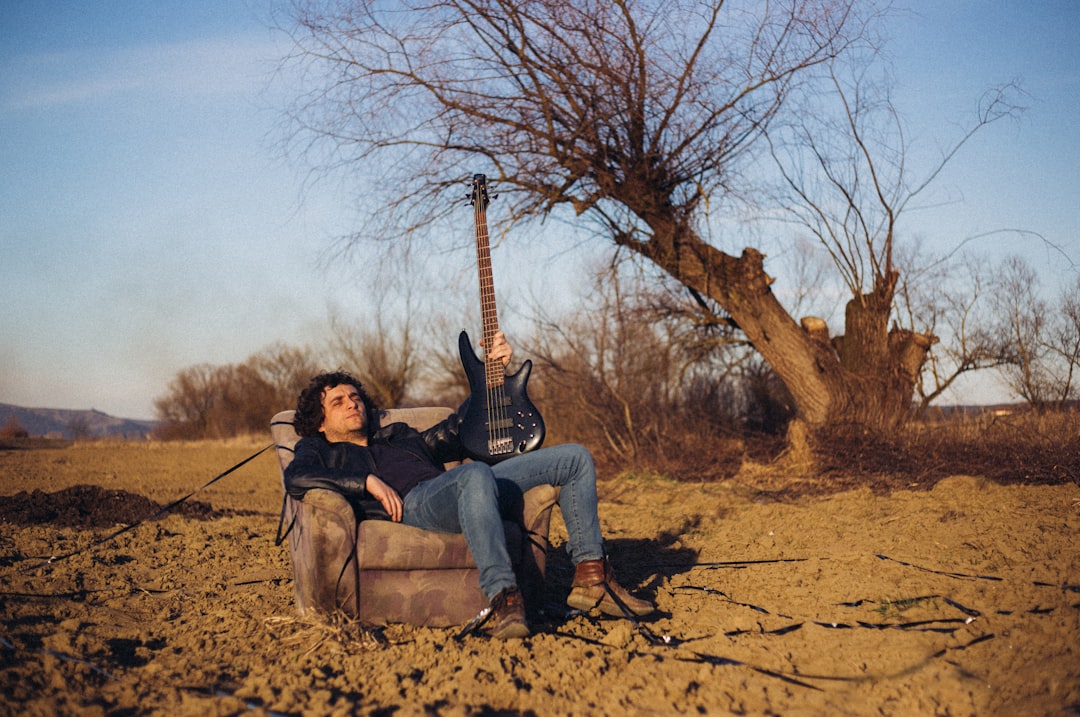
[{"x1": 473, "y1": 174, "x2": 505, "y2": 389}]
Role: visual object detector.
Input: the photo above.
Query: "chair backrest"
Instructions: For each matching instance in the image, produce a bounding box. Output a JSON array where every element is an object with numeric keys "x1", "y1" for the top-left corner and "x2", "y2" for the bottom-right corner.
[{"x1": 270, "y1": 407, "x2": 455, "y2": 475}]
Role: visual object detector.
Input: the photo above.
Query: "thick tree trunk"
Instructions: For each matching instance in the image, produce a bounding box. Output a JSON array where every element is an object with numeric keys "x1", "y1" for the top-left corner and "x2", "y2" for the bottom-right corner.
[
  {"x1": 833, "y1": 275, "x2": 935, "y2": 429},
  {"x1": 627, "y1": 223, "x2": 933, "y2": 433}
]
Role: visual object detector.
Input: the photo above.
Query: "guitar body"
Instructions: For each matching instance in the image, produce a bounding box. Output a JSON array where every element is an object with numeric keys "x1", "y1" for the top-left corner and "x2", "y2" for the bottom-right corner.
[{"x1": 457, "y1": 330, "x2": 545, "y2": 463}]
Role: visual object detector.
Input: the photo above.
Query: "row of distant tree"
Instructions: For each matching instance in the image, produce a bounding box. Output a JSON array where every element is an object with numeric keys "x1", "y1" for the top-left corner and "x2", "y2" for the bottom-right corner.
[
  {"x1": 901, "y1": 253, "x2": 1080, "y2": 412},
  {"x1": 151, "y1": 267, "x2": 790, "y2": 466},
  {"x1": 0, "y1": 417, "x2": 29, "y2": 439},
  {"x1": 153, "y1": 253, "x2": 1080, "y2": 470},
  {"x1": 153, "y1": 344, "x2": 318, "y2": 440}
]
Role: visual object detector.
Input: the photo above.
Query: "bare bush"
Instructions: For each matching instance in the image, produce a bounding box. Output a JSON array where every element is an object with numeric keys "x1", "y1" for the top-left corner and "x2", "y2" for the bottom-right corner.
[
  {"x1": 528, "y1": 265, "x2": 786, "y2": 480},
  {"x1": 895, "y1": 247, "x2": 1012, "y2": 415},
  {"x1": 323, "y1": 302, "x2": 418, "y2": 409},
  {"x1": 154, "y1": 343, "x2": 318, "y2": 440},
  {"x1": 0, "y1": 416, "x2": 29, "y2": 439},
  {"x1": 798, "y1": 407, "x2": 1080, "y2": 498},
  {"x1": 990, "y1": 256, "x2": 1080, "y2": 409},
  {"x1": 250, "y1": 342, "x2": 323, "y2": 412}
]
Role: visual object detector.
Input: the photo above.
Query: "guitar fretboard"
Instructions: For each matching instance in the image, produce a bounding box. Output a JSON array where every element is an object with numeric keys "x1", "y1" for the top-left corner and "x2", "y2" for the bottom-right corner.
[{"x1": 472, "y1": 174, "x2": 506, "y2": 391}]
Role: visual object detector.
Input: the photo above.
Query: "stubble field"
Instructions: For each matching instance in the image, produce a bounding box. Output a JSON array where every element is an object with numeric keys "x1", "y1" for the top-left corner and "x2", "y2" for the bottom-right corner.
[{"x1": 0, "y1": 438, "x2": 1077, "y2": 716}]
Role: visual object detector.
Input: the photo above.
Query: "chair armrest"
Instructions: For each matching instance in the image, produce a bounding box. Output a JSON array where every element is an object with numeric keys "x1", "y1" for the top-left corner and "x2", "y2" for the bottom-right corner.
[
  {"x1": 517, "y1": 485, "x2": 560, "y2": 606},
  {"x1": 285, "y1": 488, "x2": 361, "y2": 616},
  {"x1": 295, "y1": 486, "x2": 355, "y2": 516},
  {"x1": 521, "y1": 484, "x2": 560, "y2": 544}
]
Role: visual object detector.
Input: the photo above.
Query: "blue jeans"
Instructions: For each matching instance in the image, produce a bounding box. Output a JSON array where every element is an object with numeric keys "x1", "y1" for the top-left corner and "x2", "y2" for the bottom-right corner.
[{"x1": 401, "y1": 443, "x2": 604, "y2": 600}]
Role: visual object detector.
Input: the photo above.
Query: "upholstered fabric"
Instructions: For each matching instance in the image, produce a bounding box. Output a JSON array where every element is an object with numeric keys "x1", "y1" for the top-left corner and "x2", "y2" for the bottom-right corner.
[{"x1": 271, "y1": 408, "x2": 558, "y2": 626}]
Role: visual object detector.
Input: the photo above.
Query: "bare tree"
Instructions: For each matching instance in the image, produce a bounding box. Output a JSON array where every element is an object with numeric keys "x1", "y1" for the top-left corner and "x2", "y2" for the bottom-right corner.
[
  {"x1": 324, "y1": 299, "x2": 419, "y2": 408},
  {"x1": 156, "y1": 363, "x2": 278, "y2": 439},
  {"x1": 989, "y1": 255, "x2": 1065, "y2": 409},
  {"x1": 528, "y1": 261, "x2": 752, "y2": 472},
  {"x1": 762, "y1": 52, "x2": 1020, "y2": 429},
  {"x1": 154, "y1": 363, "x2": 220, "y2": 439},
  {"x1": 154, "y1": 343, "x2": 318, "y2": 439},
  {"x1": 212, "y1": 363, "x2": 282, "y2": 437},
  {"x1": 1051, "y1": 276, "x2": 1080, "y2": 402},
  {"x1": 250, "y1": 341, "x2": 323, "y2": 410},
  {"x1": 421, "y1": 310, "x2": 474, "y2": 407},
  {"x1": 895, "y1": 249, "x2": 1013, "y2": 414},
  {"x1": 279, "y1": 0, "x2": 1015, "y2": 435},
  {"x1": 531, "y1": 265, "x2": 677, "y2": 460}
]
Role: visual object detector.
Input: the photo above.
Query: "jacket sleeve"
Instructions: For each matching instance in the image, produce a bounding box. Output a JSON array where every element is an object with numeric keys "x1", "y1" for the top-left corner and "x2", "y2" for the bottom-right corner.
[
  {"x1": 419, "y1": 408, "x2": 468, "y2": 465},
  {"x1": 283, "y1": 437, "x2": 372, "y2": 501}
]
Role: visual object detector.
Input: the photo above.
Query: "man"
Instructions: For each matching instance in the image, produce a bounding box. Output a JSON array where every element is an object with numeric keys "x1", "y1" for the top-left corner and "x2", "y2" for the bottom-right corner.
[{"x1": 284, "y1": 331, "x2": 654, "y2": 639}]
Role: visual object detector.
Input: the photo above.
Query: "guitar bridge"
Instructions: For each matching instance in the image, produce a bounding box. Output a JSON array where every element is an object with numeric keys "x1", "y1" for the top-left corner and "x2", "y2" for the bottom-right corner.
[{"x1": 488, "y1": 437, "x2": 515, "y2": 455}]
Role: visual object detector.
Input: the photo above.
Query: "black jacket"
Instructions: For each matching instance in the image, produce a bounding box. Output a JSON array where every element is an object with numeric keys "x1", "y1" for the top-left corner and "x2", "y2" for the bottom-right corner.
[{"x1": 283, "y1": 412, "x2": 467, "y2": 503}]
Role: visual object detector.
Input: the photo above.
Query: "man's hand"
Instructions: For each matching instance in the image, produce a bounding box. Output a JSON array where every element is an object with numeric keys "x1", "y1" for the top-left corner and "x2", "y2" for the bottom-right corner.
[
  {"x1": 482, "y1": 330, "x2": 513, "y2": 367},
  {"x1": 364, "y1": 474, "x2": 403, "y2": 522}
]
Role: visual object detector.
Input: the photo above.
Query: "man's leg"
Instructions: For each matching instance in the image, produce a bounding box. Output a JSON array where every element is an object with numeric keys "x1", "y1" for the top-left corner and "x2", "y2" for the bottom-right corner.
[
  {"x1": 402, "y1": 463, "x2": 529, "y2": 638},
  {"x1": 402, "y1": 462, "x2": 517, "y2": 599},
  {"x1": 494, "y1": 443, "x2": 654, "y2": 617},
  {"x1": 491, "y1": 443, "x2": 604, "y2": 565}
]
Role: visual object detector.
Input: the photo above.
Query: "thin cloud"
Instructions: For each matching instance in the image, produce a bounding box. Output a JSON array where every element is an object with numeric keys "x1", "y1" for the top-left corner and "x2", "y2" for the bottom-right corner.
[{"x1": 1, "y1": 32, "x2": 282, "y2": 112}]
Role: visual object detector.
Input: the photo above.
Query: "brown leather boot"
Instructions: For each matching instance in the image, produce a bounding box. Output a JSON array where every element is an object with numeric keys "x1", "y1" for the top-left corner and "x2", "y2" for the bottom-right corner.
[
  {"x1": 488, "y1": 585, "x2": 530, "y2": 639},
  {"x1": 566, "y1": 558, "x2": 654, "y2": 617}
]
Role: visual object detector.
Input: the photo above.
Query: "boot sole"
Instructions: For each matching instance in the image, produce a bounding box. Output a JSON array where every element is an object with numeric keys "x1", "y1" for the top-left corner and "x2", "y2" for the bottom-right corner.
[
  {"x1": 567, "y1": 592, "x2": 654, "y2": 617},
  {"x1": 490, "y1": 621, "x2": 530, "y2": 639}
]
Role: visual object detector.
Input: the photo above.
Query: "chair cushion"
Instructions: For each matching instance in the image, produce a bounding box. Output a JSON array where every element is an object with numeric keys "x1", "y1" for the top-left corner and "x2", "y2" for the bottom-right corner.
[
  {"x1": 357, "y1": 520, "x2": 474, "y2": 569},
  {"x1": 357, "y1": 518, "x2": 526, "y2": 571},
  {"x1": 358, "y1": 568, "x2": 487, "y2": 625}
]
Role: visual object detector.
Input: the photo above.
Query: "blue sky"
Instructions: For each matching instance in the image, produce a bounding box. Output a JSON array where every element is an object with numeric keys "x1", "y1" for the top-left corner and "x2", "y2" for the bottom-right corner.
[{"x1": 2, "y1": 1, "x2": 1078, "y2": 420}]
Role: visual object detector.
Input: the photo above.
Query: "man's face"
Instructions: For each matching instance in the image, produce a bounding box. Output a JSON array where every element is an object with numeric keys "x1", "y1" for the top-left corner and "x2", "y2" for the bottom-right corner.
[{"x1": 318, "y1": 383, "x2": 367, "y2": 444}]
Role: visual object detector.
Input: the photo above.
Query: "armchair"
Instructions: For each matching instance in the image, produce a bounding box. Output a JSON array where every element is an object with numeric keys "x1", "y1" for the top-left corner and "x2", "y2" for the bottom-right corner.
[{"x1": 271, "y1": 408, "x2": 559, "y2": 626}]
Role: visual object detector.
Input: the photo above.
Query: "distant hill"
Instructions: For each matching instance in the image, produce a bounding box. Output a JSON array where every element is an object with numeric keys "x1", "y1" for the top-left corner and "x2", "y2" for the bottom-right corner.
[{"x1": 0, "y1": 403, "x2": 157, "y2": 440}]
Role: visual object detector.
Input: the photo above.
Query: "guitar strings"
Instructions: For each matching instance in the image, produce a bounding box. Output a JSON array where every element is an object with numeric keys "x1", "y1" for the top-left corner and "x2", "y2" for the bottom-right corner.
[{"x1": 474, "y1": 180, "x2": 513, "y2": 456}]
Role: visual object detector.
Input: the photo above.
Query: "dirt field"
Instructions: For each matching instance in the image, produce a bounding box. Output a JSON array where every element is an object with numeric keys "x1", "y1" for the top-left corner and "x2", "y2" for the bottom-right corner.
[{"x1": 0, "y1": 439, "x2": 1077, "y2": 716}]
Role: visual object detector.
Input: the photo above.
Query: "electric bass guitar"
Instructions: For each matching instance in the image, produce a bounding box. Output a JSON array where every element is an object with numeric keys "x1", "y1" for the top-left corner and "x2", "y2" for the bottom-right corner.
[{"x1": 457, "y1": 173, "x2": 545, "y2": 463}]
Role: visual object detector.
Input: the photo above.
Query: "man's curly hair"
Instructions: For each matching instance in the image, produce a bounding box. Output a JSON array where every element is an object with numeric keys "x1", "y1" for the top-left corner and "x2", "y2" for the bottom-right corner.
[{"x1": 294, "y1": 371, "x2": 381, "y2": 439}]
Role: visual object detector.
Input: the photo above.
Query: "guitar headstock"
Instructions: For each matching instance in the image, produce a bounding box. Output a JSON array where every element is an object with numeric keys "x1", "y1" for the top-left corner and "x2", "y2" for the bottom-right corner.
[{"x1": 470, "y1": 173, "x2": 492, "y2": 209}]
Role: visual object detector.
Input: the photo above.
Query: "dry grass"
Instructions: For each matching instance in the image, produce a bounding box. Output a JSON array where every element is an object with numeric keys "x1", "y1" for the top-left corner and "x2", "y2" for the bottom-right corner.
[
  {"x1": 812, "y1": 408, "x2": 1080, "y2": 489},
  {"x1": 591, "y1": 407, "x2": 1080, "y2": 500}
]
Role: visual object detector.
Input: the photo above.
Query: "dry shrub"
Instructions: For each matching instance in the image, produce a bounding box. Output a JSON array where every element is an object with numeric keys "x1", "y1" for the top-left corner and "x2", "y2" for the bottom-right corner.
[
  {"x1": 780, "y1": 407, "x2": 1080, "y2": 498},
  {"x1": 0, "y1": 416, "x2": 29, "y2": 439},
  {"x1": 539, "y1": 367, "x2": 767, "y2": 484},
  {"x1": 263, "y1": 613, "x2": 387, "y2": 657},
  {"x1": 898, "y1": 408, "x2": 1079, "y2": 485},
  {"x1": 592, "y1": 406, "x2": 1080, "y2": 501}
]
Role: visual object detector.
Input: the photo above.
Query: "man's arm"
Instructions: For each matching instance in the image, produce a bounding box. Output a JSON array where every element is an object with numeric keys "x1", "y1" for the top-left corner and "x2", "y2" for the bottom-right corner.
[
  {"x1": 417, "y1": 411, "x2": 469, "y2": 466},
  {"x1": 284, "y1": 437, "x2": 403, "y2": 521},
  {"x1": 361, "y1": 474, "x2": 402, "y2": 522},
  {"x1": 283, "y1": 437, "x2": 372, "y2": 500}
]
